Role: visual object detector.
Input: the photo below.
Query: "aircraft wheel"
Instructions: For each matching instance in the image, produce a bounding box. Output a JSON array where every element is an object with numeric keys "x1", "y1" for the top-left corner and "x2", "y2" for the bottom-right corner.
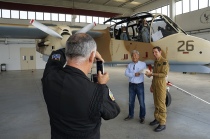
[{"x1": 165, "y1": 90, "x2": 172, "y2": 107}]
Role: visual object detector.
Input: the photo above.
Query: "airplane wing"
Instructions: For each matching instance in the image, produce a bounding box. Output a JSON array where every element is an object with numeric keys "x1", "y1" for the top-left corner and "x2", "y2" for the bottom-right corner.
[
  {"x1": 0, "y1": 22, "x2": 102, "y2": 39},
  {"x1": 0, "y1": 24, "x2": 48, "y2": 39}
]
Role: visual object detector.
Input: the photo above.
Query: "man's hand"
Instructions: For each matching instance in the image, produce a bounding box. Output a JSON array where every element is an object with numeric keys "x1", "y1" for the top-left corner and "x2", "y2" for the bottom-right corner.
[
  {"x1": 145, "y1": 71, "x2": 152, "y2": 77},
  {"x1": 135, "y1": 72, "x2": 140, "y2": 76},
  {"x1": 95, "y1": 51, "x2": 104, "y2": 63},
  {"x1": 97, "y1": 71, "x2": 109, "y2": 84}
]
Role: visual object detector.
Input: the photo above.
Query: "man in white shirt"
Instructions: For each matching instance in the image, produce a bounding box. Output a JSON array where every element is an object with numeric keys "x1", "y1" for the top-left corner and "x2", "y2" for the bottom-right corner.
[{"x1": 124, "y1": 50, "x2": 146, "y2": 124}]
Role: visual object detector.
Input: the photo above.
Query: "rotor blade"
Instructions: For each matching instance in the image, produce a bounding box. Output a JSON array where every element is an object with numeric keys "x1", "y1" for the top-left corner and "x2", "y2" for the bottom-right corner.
[
  {"x1": 167, "y1": 81, "x2": 210, "y2": 105},
  {"x1": 76, "y1": 22, "x2": 96, "y2": 34},
  {"x1": 30, "y1": 19, "x2": 63, "y2": 39}
]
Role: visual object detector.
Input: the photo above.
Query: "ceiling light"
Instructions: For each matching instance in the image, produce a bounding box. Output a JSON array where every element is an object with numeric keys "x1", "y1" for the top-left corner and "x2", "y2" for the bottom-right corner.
[
  {"x1": 130, "y1": 1, "x2": 141, "y2": 5},
  {"x1": 114, "y1": 0, "x2": 127, "y2": 2}
]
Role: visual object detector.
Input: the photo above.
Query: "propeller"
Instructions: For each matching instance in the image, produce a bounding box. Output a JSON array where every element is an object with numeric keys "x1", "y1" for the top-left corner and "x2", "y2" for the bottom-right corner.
[
  {"x1": 30, "y1": 19, "x2": 63, "y2": 39},
  {"x1": 75, "y1": 22, "x2": 96, "y2": 34},
  {"x1": 30, "y1": 19, "x2": 96, "y2": 38}
]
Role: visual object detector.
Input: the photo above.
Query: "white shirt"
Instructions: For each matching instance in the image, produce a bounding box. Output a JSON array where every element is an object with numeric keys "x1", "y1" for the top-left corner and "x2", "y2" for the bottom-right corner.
[{"x1": 125, "y1": 61, "x2": 146, "y2": 84}]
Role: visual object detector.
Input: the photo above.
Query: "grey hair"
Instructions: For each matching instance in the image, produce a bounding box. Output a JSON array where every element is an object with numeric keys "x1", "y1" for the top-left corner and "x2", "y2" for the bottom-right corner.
[
  {"x1": 65, "y1": 33, "x2": 96, "y2": 63},
  {"x1": 131, "y1": 50, "x2": 139, "y2": 57}
]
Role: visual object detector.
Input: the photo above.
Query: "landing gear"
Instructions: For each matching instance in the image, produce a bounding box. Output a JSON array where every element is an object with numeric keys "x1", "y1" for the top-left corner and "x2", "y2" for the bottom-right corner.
[{"x1": 166, "y1": 87, "x2": 172, "y2": 107}]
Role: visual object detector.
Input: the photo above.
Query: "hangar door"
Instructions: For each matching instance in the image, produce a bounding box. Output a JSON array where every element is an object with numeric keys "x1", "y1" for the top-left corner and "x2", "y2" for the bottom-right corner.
[{"x1": 20, "y1": 48, "x2": 36, "y2": 70}]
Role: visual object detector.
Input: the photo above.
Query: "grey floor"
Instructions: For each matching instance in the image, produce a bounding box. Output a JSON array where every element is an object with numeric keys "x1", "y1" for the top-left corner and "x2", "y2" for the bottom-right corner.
[{"x1": 0, "y1": 66, "x2": 210, "y2": 139}]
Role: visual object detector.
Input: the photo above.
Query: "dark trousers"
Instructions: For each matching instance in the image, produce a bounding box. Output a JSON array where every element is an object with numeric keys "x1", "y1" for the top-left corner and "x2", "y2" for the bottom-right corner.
[{"x1": 128, "y1": 82, "x2": 146, "y2": 119}]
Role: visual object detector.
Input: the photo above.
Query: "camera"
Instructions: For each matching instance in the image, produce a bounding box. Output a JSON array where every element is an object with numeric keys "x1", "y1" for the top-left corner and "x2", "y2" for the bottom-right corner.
[
  {"x1": 96, "y1": 60, "x2": 104, "y2": 74},
  {"x1": 92, "y1": 60, "x2": 104, "y2": 83}
]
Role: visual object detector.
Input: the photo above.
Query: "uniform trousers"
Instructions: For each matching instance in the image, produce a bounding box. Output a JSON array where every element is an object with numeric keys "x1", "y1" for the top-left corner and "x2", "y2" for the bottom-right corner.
[{"x1": 153, "y1": 79, "x2": 167, "y2": 125}]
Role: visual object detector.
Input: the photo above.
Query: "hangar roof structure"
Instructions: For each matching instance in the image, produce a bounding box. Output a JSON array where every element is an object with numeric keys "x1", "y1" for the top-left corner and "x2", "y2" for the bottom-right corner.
[{"x1": 0, "y1": 0, "x2": 162, "y2": 17}]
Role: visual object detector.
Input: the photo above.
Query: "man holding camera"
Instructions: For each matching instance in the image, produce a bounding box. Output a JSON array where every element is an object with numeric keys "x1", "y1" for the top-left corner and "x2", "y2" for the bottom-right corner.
[{"x1": 42, "y1": 33, "x2": 120, "y2": 139}]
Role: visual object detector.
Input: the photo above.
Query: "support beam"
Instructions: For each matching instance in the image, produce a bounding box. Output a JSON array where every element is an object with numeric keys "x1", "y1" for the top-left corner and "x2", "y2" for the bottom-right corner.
[
  {"x1": 118, "y1": 0, "x2": 134, "y2": 8},
  {"x1": 71, "y1": 15, "x2": 77, "y2": 26},
  {"x1": 103, "y1": 0, "x2": 112, "y2": 5},
  {"x1": 169, "y1": 0, "x2": 176, "y2": 21},
  {"x1": 133, "y1": 0, "x2": 157, "y2": 10}
]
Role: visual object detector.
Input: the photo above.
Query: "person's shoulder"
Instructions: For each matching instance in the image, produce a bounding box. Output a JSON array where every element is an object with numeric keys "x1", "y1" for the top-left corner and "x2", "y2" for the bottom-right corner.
[
  {"x1": 125, "y1": 63, "x2": 131, "y2": 69},
  {"x1": 138, "y1": 61, "x2": 146, "y2": 65},
  {"x1": 127, "y1": 62, "x2": 133, "y2": 66},
  {"x1": 84, "y1": 81, "x2": 105, "y2": 93},
  {"x1": 96, "y1": 84, "x2": 108, "y2": 93},
  {"x1": 161, "y1": 56, "x2": 168, "y2": 62},
  {"x1": 160, "y1": 57, "x2": 168, "y2": 65}
]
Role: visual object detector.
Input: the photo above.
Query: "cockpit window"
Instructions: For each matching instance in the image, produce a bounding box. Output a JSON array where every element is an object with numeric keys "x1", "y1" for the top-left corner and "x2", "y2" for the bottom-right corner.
[
  {"x1": 105, "y1": 12, "x2": 187, "y2": 43},
  {"x1": 150, "y1": 15, "x2": 177, "y2": 42},
  {"x1": 163, "y1": 15, "x2": 187, "y2": 34}
]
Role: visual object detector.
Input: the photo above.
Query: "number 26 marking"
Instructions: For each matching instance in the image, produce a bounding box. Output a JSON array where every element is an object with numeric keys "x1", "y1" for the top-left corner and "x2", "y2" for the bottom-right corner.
[{"x1": 178, "y1": 40, "x2": 194, "y2": 51}]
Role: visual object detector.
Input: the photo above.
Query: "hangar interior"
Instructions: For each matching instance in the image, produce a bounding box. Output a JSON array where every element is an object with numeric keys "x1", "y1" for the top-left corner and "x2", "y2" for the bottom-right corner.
[
  {"x1": 0, "y1": 0, "x2": 210, "y2": 139},
  {"x1": 1, "y1": 0, "x2": 210, "y2": 70}
]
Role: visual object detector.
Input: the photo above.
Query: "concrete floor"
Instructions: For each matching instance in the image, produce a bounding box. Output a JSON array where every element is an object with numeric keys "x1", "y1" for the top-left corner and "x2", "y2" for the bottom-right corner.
[{"x1": 0, "y1": 66, "x2": 210, "y2": 139}]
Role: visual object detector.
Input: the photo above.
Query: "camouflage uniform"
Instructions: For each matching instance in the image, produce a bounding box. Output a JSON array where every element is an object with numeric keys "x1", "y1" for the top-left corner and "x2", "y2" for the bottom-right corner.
[{"x1": 151, "y1": 56, "x2": 169, "y2": 125}]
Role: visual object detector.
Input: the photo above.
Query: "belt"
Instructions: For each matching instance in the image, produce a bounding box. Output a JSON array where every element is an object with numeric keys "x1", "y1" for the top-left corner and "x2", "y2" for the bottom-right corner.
[{"x1": 129, "y1": 82, "x2": 143, "y2": 85}]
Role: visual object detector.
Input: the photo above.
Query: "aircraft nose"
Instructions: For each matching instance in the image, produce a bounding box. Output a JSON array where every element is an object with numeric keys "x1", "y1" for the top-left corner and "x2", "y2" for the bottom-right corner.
[{"x1": 202, "y1": 40, "x2": 210, "y2": 64}]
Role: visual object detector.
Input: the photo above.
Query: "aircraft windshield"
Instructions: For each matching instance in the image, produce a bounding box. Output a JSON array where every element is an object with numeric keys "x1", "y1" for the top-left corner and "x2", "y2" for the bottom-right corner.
[
  {"x1": 163, "y1": 15, "x2": 187, "y2": 34},
  {"x1": 150, "y1": 15, "x2": 187, "y2": 42},
  {"x1": 150, "y1": 15, "x2": 177, "y2": 42},
  {"x1": 104, "y1": 12, "x2": 187, "y2": 42}
]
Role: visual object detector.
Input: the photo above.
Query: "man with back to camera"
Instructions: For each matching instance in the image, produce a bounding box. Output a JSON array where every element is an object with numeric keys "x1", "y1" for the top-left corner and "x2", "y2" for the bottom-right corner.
[
  {"x1": 42, "y1": 33, "x2": 120, "y2": 139},
  {"x1": 145, "y1": 46, "x2": 169, "y2": 132},
  {"x1": 124, "y1": 50, "x2": 146, "y2": 124}
]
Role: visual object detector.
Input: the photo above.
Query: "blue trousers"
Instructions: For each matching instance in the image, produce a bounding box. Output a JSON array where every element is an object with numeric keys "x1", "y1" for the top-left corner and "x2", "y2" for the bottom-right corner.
[{"x1": 128, "y1": 82, "x2": 146, "y2": 119}]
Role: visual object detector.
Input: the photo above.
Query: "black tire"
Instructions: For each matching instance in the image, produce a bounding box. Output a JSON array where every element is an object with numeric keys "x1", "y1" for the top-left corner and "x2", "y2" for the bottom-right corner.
[{"x1": 165, "y1": 90, "x2": 172, "y2": 107}]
